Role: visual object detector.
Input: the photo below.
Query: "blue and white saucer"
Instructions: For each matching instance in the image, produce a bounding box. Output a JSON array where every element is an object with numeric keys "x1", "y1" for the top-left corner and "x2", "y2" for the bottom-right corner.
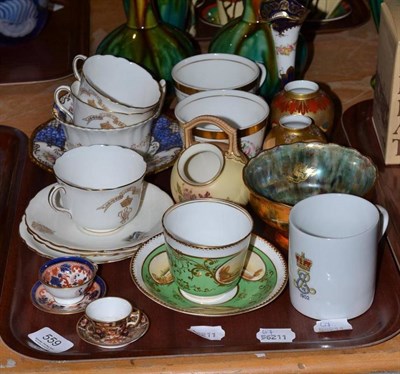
[
  {"x1": 31, "y1": 275, "x2": 106, "y2": 314},
  {"x1": 30, "y1": 114, "x2": 182, "y2": 175}
]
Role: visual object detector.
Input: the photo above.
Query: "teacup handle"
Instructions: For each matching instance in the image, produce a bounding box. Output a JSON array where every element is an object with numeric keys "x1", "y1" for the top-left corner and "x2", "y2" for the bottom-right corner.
[
  {"x1": 54, "y1": 85, "x2": 74, "y2": 123},
  {"x1": 376, "y1": 205, "x2": 389, "y2": 240},
  {"x1": 183, "y1": 115, "x2": 247, "y2": 162},
  {"x1": 126, "y1": 309, "x2": 142, "y2": 328},
  {"x1": 256, "y1": 62, "x2": 267, "y2": 88},
  {"x1": 48, "y1": 185, "x2": 72, "y2": 219},
  {"x1": 72, "y1": 54, "x2": 88, "y2": 81},
  {"x1": 155, "y1": 79, "x2": 167, "y2": 117}
]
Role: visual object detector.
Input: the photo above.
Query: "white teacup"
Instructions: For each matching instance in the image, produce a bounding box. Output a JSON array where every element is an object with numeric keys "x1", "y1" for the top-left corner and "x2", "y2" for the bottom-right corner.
[
  {"x1": 162, "y1": 199, "x2": 253, "y2": 304},
  {"x1": 174, "y1": 89, "x2": 269, "y2": 158},
  {"x1": 171, "y1": 53, "x2": 266, "y2": 102},
  {"x1": 48, "y1": 145, "x2": 147, "y2": 233},
  {"x1": 73, "y1": 54, "x2": 165, "y2": 114},
  {"x1": 54, "y1": 81, "x2": 157, "y2": 129},
  {"x1": 288, "y1": 193, "x2": 389, "y2": 320},
  {"x1": 56, "y1": 108, "x2": 157, "y2": 156}
]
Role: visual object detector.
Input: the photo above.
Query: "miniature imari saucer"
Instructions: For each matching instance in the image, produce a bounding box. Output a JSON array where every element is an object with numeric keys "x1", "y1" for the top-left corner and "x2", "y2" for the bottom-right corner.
[
  {"x1": 31, "y1": 276, "x2": 106, "y2": 314},
  {"x1": 130, "y1": 233, "x2": 288, "y2": 317},
  {"x1": 24, "y1": 182, "x2": 173, "y2": 252},
  {"x1": 76, "y1": 309, "x2": 149, "y2": 349}
]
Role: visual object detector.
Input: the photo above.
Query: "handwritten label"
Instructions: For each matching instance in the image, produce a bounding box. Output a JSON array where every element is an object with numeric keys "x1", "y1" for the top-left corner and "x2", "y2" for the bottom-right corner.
[
  {"x1": 256, "y1": 328, "x2": 295, "y2": 343},
  {"x1": 314, "y1": 319, "x2": 353, "y2": 333},
  {"x1": 188, "y1": 326, "x2": 225, "y2": 341},
  {"x1": 28, "y1": 327, "x2": 73, "y2": 353}
]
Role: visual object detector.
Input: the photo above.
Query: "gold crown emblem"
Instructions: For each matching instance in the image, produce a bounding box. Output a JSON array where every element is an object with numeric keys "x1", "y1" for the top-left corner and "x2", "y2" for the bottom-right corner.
[
  {"x1": 295, "y1": 252, "x2": 312, "y2": 272},
  {"x1": 120, "y1": 196, "x2": 133, "y2": 208}
]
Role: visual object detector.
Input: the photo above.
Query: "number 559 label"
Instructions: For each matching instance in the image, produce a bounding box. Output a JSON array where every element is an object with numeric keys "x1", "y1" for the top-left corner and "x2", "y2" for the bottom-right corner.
[{"x1": 28, "y1": 327, "x2": 74, "y2": 353}]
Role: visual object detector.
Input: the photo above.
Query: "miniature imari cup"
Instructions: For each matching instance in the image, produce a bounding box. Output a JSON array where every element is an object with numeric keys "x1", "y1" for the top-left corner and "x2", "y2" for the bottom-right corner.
[
  {"x1": 162, "y1": 199, "x2": 253, "y2": 305},
  {"x1": 48, "y1": 145, "x2": 147, "y2": 233},
  {"x1": 82, "y1": 297, "x2": 142, "y2": 341},
  {"x1": 39, "y1": 256, "x2": 98, "y2": 305}
]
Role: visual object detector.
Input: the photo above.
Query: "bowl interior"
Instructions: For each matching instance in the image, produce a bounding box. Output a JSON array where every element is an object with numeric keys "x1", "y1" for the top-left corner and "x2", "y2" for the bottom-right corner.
[
  {"x1": 243, "y1": 143, "x2": 377, "y2": 206},
  {"x1": 40, "y1": 260, "x2": 95, "y2": 288}
]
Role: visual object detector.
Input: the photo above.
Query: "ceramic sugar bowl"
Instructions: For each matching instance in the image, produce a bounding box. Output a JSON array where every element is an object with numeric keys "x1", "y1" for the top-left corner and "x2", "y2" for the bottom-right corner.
[
  {"x1": 170, "y1": 115, "x2": 249, "y2": 205},
  {"x1": 270, "y1": 80, "x2": 335, "y2": 135},
  {"x1": 263, "y1": 114, "x2": 327, "y2": 150}
]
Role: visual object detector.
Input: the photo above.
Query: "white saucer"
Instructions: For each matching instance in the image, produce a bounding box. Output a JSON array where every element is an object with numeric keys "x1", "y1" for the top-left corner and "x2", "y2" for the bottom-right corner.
[
  {"x1": 25, "y1": 182, "x2": 173, "y2": 252},
  {"x1": 19, "y1": 218, "x2": 135, "y2": 264},
  {"x1": 27, "y1": 223, "x2": 141, "y2": 257}
]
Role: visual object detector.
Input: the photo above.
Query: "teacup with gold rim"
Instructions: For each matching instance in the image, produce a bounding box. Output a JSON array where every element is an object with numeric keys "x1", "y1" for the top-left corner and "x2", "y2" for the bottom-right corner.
[{"x1": 162, "y1": 199, "x2": 253, "y2": 305}]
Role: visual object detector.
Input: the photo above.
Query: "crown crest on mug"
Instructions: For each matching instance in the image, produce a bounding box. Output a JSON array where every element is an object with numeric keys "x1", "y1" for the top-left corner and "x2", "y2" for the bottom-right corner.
[{"x1": 295, "y1": 252, "x2": 312, "y2": 272}]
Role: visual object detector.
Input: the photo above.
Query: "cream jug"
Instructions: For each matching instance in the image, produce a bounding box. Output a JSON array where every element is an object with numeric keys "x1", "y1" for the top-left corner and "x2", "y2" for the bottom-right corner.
[{"x1": 170, "y1": 115, "x2": 249, "y2": 205}]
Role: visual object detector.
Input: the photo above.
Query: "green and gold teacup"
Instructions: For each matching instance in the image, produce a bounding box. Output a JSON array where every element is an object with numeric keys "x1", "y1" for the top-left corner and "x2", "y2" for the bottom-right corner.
[{"x1": 162, "y1": 199, "x2": 253, "y2": 304}]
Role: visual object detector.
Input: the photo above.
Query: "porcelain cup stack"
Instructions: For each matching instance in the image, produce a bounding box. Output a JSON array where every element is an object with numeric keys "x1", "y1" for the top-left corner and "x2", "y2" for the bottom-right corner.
[
  {"x1": 53, "y1": 54, "x2": 166, "y2": 156},
  {"x1": 21, "y1": 144, "x2": 174, "y2": 264}
]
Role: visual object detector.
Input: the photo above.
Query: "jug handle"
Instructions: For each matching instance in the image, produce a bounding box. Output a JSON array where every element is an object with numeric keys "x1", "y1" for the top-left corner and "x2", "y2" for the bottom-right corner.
[{"x1": 183, "y1": 115, "x2": 248, "y2": 163}]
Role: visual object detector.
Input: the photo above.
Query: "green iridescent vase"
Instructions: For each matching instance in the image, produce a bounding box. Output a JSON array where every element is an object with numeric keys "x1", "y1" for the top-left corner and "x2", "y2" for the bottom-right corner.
[
  {"x1": 208, "y1": 0, "x2": 309, "y2": 102},
  {"x1": 97, "y1": 0, "x2": 196, "y2": 105}
]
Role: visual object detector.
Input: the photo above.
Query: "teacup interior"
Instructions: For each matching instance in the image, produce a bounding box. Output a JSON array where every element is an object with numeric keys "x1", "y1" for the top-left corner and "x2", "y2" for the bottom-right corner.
[
  {"x1": 163, "y1": 201, "x2": 252, "y2": 246},
  {"x1": 290, "y1": 194, "x2": 379, "y2": 238},
  {"x1": 54, "y1": 145, "x2": 146, "y2": 189},
  {"x1": 174, "y1": 59, "x2": 258, "y2": 89},
  {"x1": 175, "y1": 91, "x2": 269, "y2": 130}
]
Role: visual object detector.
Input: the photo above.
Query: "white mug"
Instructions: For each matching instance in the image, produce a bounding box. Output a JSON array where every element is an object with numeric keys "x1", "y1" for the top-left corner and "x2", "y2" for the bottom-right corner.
[
  {"x1": 171, "y1": 53, "x2": 266, "y2": 102},
  {"x1": 48, "y1": 145, "x2": 147, "y2": 233},
  {"x1": 288, "y1": 193, "x2": 389, "y2": 320}
]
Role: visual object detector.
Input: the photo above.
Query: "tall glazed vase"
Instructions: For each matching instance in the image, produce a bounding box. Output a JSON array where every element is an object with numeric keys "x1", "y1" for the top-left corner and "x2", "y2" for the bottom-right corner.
[
  {"x1": 97, "y1": 0, "x2": 196, "y2": 105},
  {"x1": 208, "y1": 0, "x2": 309, "y2": 102}
]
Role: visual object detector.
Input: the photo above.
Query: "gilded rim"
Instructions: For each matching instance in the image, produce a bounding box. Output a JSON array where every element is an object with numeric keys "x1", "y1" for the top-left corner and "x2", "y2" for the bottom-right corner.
[{"x1": 162, "y1": 198, "x2": 253, "y2": 251}]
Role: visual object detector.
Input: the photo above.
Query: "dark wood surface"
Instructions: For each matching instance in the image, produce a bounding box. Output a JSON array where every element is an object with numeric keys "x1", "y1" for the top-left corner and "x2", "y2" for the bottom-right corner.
[
  {"x1": 0, "y1": 126, "x2": 28, "y2": 301},
  {"x1": 341, "y1": 99, "x2": 400, "y2": 270},
  {"x1": 0, "y1": 0, "x2": 90, "y2": 84}
]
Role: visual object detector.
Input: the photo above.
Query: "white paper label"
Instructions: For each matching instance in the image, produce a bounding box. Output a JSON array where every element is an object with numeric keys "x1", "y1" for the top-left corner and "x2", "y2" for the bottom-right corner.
[
  {"x1": 28, "y1": 327, "x2": 74, "y2": 353},
  {"x1": 314, "y1": 319, "x2": 353, "y2": 333},
  {"x1": 188, "y1": 326, "x2": 225, "y2": 341},
  {"x1": 256, "y1": 328, "x2": 296, "y2": 343}
]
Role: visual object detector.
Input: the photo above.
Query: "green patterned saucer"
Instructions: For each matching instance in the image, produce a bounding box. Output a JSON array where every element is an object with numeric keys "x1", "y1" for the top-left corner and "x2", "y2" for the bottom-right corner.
[{"x1": 130, "y1": 233, "x2": 287, "y2": 316}]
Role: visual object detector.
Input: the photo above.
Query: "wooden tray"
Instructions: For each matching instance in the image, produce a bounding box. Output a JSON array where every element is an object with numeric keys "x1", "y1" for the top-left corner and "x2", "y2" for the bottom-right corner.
[
  {"x1": 340, "y1": 99, "x2": 400, "y2": 270},
  {"x1": 0, "y1": 0, "x2": 90, "y2": 85},
  {"x1": 0, "y1": 110, "x2": 400, "y2": 360},
  {"x1": 0, "y1": 126, "x2": 28, "y2": 300}
]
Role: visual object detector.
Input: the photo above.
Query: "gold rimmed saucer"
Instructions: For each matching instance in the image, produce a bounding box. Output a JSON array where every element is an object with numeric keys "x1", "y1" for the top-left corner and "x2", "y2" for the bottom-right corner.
[{"x1": 130, "y1": 233, "x2": 288, "y2": 317}]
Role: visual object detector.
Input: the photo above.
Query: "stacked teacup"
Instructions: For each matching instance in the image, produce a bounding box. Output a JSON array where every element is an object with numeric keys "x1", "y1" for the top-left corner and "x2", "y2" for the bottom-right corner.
[{"x1": 54, "y1": 54, "x2": 166, "y2": 156}]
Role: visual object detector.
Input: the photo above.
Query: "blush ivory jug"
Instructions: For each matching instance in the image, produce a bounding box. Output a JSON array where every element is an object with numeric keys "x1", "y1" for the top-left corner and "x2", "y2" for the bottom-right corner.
[
  {"x1": 170, "y1": 115, "x2": 249, "y2": 205},
  {"x1": 208, "y1": 0, "x2": 309, "y2": 102}
]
